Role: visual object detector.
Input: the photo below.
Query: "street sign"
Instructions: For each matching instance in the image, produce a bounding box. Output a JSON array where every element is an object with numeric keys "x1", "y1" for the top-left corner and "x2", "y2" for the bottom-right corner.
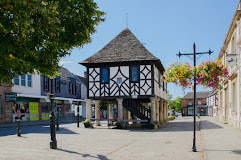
[
  {"x1": 5, "y1": 93, "x2": 17, "y2": 102},
  {"x1": 226, "y1": 54, "x2": 236, "y2": 66}
]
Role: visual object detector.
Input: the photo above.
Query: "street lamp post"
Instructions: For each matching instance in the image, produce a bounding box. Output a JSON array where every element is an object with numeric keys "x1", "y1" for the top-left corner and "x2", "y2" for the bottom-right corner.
[
  {"x1": 49, "y1": 78, "x2": 57, "y2": 149},
  {"x1": 177, "y1": 43, "x2": 213, "y2": 152}
]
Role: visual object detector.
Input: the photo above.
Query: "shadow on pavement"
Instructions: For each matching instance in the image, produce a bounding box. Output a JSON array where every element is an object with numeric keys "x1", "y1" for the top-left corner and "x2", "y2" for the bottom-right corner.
[
  {"x1": 205, "y1": 149, "x2": 241, "y2": 155},
  {"x1": 57, "y1": 148, "x2": 109, "y2": 160},
  {"x1": 200, "y1": 120, "x2": 223, "y2": 130},
  {"x1": 0, "y1": 125, "x2": 78, "y2": 137},
  {"x1": 126, "y1": 120, "x2": 222, "y2": 132}
]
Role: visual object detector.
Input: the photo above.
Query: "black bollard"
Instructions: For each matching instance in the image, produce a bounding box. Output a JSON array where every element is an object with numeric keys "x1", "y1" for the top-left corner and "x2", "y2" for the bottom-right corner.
[
  {"x1": 56, "y1": 117, "x2": 59, "y2": 131},
  {"x1": 17, "y1": 120, "x2": 21, "y2": 137},
  {"x1": 77, "y1": 107, "x2": 80, "y2": 128}
]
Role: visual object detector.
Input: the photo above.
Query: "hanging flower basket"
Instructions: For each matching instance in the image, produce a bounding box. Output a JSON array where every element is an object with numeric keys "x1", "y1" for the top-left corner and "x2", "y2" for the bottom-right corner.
[
  {"x1": 164, "y1": 60, "x2": 229, "y2": 89},
  {"x1": 164, "y1": 62, "x2": 193, "y2": 88},
  {"x1": 197, "y1": 60, "x2": 229, "y2": 88}
]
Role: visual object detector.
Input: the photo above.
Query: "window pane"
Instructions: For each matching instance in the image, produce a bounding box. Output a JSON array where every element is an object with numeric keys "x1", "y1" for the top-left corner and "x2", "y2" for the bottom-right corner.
[
  {"x1": 189, "y1": 101, "x2": 192, "y2": 105},
  {"x1": 44, "y1": 77, "x2": 49, "y2": 90},
  {"x1": 27, "y1": 75, "x2": 32, "y2": 87},
  {"x1": 101, "y1": 68, "x2": 109, "y2": 83},
  {"x1": 21, "y1": 74, "x2": 25, "y2": 86},
  {"x1": 131, "y1": 66, "x2": 139, "y2": 82},
  {"x1": 14, "y1": 76, "x2": 19, "y2": 85}
]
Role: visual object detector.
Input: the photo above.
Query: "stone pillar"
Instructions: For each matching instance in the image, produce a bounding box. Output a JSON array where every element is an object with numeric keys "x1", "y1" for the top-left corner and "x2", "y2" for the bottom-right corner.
[
  {"x1": 85, "y1": 99, "x2": 92, "y2": 119},
  {"x1": 117, "y1": 98, "x2": 123, "y2": 122},
  {"x1": 123, "y1": 108, "x2": 129, "y2": 126},
  {"x1": 159, "y1": 101, "x2": 164, "y2": 124},
  {"x1": 127, "y1": 111, "x2": 130, "y2": 120},
  {"x1": 163, "y1": 101, "x2": 166, "y2": 123},
  {"x1": 109, "y1": 104, "x2": 113, "y2": 119},
  {"x1": 156, "y1": 99, "x2": 160, "y2": 123},
  {"x1": 150, "y1": 97, "x2": 156, "y2": 123},
  {"x1": 95, "y1": 100, "x2": 101, "y2": 126},
  {"x1": 164, "y1": 101, "x2": 168, "y2": 122}
]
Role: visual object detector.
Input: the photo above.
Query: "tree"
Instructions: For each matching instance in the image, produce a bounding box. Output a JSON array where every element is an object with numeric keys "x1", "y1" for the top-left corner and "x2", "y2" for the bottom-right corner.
[
  {"x1": 0, "y1": 0, "x2": 105, "y2": 83},
  {"x1": 174, "y1": 96, "x2": 182, "y2": 112},
  {"x1": 167, "y1": 91, "x2": 183, "y2": 112}
]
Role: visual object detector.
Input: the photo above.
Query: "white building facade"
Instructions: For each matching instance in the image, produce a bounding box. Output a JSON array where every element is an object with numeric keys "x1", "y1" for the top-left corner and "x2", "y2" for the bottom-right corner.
[{"x1": 216, "y1": 1, "x2": 241, "y2": 128}]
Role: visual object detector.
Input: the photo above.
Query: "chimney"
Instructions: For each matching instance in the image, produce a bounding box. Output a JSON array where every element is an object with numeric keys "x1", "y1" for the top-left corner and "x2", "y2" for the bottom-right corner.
[{"x1": 84, "y1": 71, "x2": 87, "y2": 78}]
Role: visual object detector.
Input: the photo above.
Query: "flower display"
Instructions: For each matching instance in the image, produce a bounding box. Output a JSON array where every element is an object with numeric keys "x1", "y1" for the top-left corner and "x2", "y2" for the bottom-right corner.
[
  {"x1": 164, "y1": 60, "x2": 229, "y2": 88},
  {"x1": 163, "y1": 62, "x2": 193, "y2": 88},
  {"x1": 197, "y1": 60, "x2": 229, "y2": 88}
]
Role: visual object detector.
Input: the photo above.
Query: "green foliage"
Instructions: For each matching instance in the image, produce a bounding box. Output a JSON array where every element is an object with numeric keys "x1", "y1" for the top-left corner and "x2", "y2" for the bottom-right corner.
[
  {"x1": 167, "y1": 91, "x2": 182, "y2": 112},
  {"x1": 0, "y1": 0, "x2": 105, "y2": 83}
]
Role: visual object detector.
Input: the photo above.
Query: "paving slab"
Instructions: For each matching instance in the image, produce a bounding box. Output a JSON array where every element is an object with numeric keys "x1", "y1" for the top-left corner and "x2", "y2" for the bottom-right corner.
[
  {"x1": 201, "y1": 116, "x2": 241, "y2": 160},
  {"x1": 0, "y1": 117, "x2": 203, "y2": 160}
]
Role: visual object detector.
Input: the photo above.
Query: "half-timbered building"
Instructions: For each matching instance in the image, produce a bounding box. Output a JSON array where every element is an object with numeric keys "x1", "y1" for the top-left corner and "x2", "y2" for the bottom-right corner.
[{"x1": 80, "y1": 28, "x2": 168, "y2": 126}]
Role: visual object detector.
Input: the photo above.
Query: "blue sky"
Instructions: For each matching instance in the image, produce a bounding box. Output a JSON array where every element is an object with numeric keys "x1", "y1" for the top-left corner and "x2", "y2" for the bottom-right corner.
[{"x1": 60, "y1": 0, "x2": 239, "y2": 99}]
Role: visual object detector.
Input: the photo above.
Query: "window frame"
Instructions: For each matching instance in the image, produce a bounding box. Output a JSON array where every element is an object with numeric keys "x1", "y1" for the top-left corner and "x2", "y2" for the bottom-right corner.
[
  {"x1": 55, "y1": 76, "x2": 60, "y2": 93},
  {"x1": 21, "y1": 74, "x2": 26, "y2": 86},
  {"x1": 44, "y1": 76, "x2": 49, "y2": 91},
  {"x1": 27, "y1": 74, "x2": 32, "y2": 87},
  {"x1": 198, "y1": 100, "x2": 202, "y2": 105},
  {"x1": 232, "y1": 81, "x2": 237, "y2": 112},
  {"x1": 130, "y1": 65, "x2": 140, "y2": 83},
  {"x1": 14, "y1": 75, "x2": 19, "y2": 85},
  {"x1": 100, "y1": 67, "x2": 110, "y2": 84},
  {"x1": 69, "y1": 78, "x2": 77, "y2": 95},
  {"x1": 188, "y1": 101, "x2": 193, "y2": 105}
]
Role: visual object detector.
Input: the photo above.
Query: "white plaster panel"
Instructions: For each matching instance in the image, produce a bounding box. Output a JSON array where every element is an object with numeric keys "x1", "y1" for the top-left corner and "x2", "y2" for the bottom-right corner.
[
  {"x1": 110, "y1": 67, "x2": 119, "y2": 79},
  {"x1": 140, "y1": 65, "x2": 151, "y2": 79},
  {"x1": 12, "y1": 70, "x2": 41, "y2": 96},
  {"x1": 95, "y1": 82, "x2": 100, "y2": 97}
]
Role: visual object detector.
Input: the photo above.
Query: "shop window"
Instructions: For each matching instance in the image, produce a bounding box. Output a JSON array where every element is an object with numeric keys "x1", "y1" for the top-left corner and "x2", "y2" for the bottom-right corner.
[
  {"x1": 14, "y1": 75, "x2": 19, "y2": 85},
  {"x1": 188, "y1": 101, "x2": 192, "y2": 105},
  {"x1": 12, "y1": 102, "x2": 30, "y2": 121},
  {"x1": 21, "y1": 74, "x2": 26, "y2": 86},
  {"x1": 42, "y1": 103, "x2": 51, "y2": 113},
  {"x1": 130, "y1": 66, "x2": 139, "y2": 82},
  {"x1": 27, "y1": 74, "x2": 32, "y2": 87},
  {"x1": 44, "y1": 76, "x2": 49, "y2": 91},
  {"x1": 198, "y1": 100, "x2": 202, "y2": 105},
  {"x1": 55, "y1": 76, "x2": 60, "y2": 93},
  {"x1": 101, "y1": 67, "x2": 109, "y2": 83}
]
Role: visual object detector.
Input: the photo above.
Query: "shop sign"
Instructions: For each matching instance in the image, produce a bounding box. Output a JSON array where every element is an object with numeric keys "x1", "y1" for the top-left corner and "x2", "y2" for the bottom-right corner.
[
  {"x1": 29, "y1": 102, "x2": 39, "y2": 121},
  {"x1": 5, "y1": 93, "x2": 17, "y2": 102},
  {"x1": 226, "y1": 54, "x2": 236, "y2": 66}
]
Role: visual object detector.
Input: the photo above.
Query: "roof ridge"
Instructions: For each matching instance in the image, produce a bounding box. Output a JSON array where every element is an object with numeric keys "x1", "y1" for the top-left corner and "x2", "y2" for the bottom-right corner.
[{"x1": 79, "y1": 28, "x2": 161, "y2": 65}]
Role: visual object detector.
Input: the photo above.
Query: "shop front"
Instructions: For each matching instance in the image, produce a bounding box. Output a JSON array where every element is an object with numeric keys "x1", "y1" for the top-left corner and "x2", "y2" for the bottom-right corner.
[
  {"x1": 197, "y1": 105, "x2": 208, "y2": 116},
  {"x1": 12, "y1": 97, "x2": 40, "y2": 122}
]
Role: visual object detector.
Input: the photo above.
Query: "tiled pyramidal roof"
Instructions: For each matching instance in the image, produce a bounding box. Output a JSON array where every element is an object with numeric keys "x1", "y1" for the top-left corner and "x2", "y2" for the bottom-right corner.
[{"x1": 80, "y1": 28, "x2": 162, "y2": 65}]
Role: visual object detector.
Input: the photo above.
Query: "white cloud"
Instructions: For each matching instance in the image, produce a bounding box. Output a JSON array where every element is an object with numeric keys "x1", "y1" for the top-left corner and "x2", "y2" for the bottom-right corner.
[{"x1": 59, "y1": 61, "x2": 72, "y2": 65}]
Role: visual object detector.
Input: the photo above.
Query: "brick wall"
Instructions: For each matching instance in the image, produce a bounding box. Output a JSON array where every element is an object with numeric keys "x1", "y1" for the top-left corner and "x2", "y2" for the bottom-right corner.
[{"x1": 0, "y1": 83, "x2": 12, "y2": 123}]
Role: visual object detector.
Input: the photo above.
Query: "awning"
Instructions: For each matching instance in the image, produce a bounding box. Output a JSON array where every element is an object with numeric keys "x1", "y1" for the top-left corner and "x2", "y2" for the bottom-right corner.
[
  {"x1": 16, "y1": 93, "x2": 84, "y2": 103},
  {"x1": 197, "y1": 105, "x2": 207, "y2": 108}
]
